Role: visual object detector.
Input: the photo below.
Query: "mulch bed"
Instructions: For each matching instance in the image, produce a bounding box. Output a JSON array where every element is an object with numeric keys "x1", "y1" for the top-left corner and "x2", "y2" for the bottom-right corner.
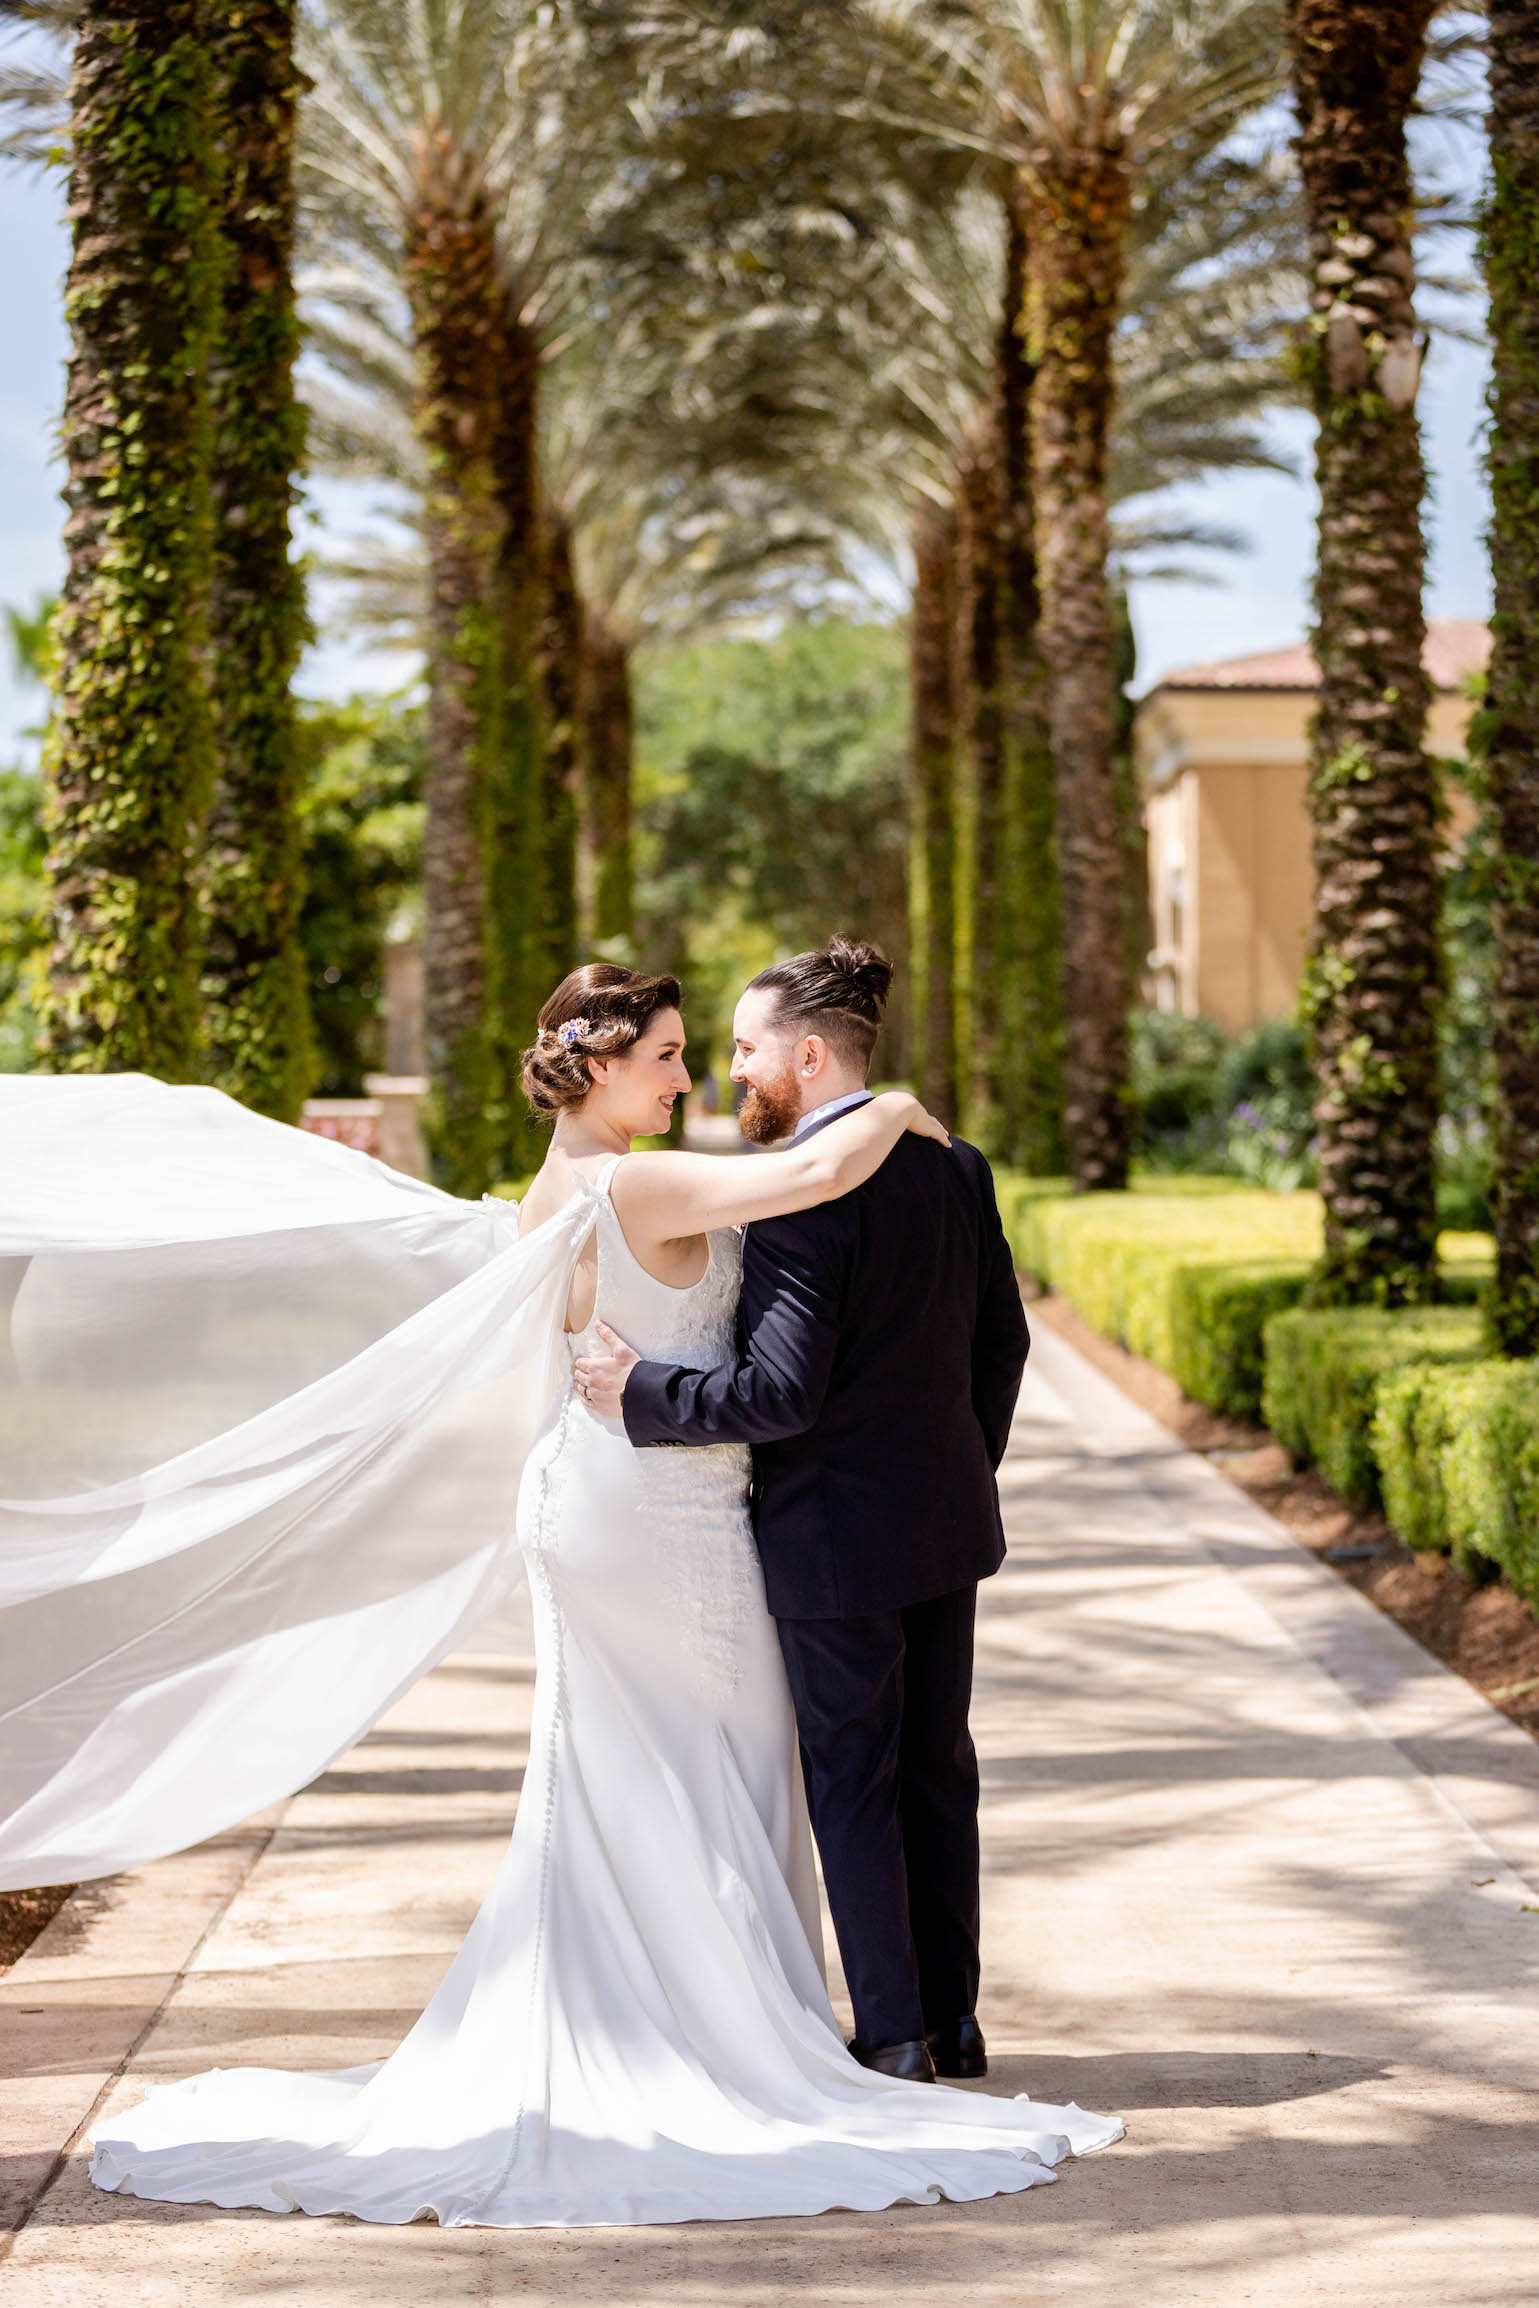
[
  {"x1": 0, "y1": 1882, "x2": 77, "y2": 1976},
  {"x1": 1028, "y1": 1288, "x2": 1539, "y2": 1745}
]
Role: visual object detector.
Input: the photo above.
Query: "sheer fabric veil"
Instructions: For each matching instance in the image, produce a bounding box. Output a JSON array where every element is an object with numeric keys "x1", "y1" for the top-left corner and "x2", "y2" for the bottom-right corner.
[{"x1": 0, "y1": 1073, "x2": 588, "y2": 1893}]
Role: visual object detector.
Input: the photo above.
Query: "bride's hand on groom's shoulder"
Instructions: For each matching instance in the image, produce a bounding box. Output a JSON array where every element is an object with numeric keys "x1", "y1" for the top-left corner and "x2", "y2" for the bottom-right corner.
[
  {"x1": 889, "y1": 1091, "x2": 950, "y2": 1148},
  {"x1": 573, "y1": 1322, "x2": 640, "y2": 1417}
]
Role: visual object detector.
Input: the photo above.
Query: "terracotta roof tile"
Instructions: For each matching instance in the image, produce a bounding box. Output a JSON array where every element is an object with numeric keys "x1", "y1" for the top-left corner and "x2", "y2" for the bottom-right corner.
[{"x1": 1154, "y1": 617, "x2": 1490, "y2": 695}]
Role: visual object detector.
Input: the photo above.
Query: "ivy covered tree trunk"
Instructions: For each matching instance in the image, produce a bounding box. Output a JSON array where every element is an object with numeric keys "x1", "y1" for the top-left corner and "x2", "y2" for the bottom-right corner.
[
  {"x1": 1024, "y1": 152, "x2": 1132, "y2": 1190},
  {"x1": 490, "y1": 304, "x2": 545, "y2": 1173},
  {"x1": 1483, "y1": 0, "x2": 1539, "y2": 1355},
  {"x1": 406, "y1": 163, "x2": 507, "y2": 1195},
  {"x1": 908, "y1": 503, "x2": 958, "y2": 1127},
  {"x1": 581, "y1": 614, "x2": 634, "y2": 949},
  {"x1": 953, "y1": 426, "x2": 1002, "y2": 1145},
  {"x1": 40, "y1": 0, "x2": 221, "y2": 1077},
  {"x1": 201, "y1": 0, "x2": 312, "y2": 1121},
  {"x1": 1112, "y1": 590, "x2": 1150, "y2": 1000},
  {"x1": 996, "y1": 193, "x2": 1065, "y2": 1173},
  {"x1": 1287, "y1": 0, "x2": 1441, "y2": 1303},
  {"x1": 536, "y1": 512, "x2": 582, "y2": 1002}
]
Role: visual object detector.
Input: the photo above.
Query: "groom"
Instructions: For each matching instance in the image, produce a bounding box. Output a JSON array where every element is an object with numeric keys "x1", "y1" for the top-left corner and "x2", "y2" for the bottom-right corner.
[{"x1": 574, "y1": 937, "x2": 1030, "y2": 2082}]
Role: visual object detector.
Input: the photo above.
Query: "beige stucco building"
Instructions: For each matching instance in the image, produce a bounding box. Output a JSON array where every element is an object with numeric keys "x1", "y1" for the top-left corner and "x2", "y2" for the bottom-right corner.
[{"x1": 1137, "y1": 618, "x2": 1489, "y2": 1032}]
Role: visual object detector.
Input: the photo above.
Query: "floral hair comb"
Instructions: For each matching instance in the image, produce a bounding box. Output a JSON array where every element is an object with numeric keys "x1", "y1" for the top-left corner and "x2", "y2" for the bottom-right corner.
[{"x1": 557, "y1": 1016, "x2": 591, "y2": 1048}]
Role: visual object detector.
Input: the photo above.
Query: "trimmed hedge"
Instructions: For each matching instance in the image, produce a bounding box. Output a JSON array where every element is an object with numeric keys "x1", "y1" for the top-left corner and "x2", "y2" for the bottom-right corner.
[
  {"x1": 1261, "y1": 1305, "x2": 1485, "y2": 1509},
  {"x1": 1374, "y1": 1360, "x2": 1539, "y2": 1601},
  {"x1": 993, "y1": 1170, "x2": 1539, "y2": 1617},
  {"x1": 998, "y1": 1177, "x2": 1496, "y2": 1426},
  {"x1": 1002, "y1": 1182, "x2": 1322, "y2": 1417},
  {"x1": 1164, "y1": 1258, "x2": 1313, "y2": 1423}
]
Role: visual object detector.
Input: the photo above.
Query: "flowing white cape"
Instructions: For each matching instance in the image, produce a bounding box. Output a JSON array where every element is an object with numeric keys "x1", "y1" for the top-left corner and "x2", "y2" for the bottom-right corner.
[{"x1": 0, "y1": 1073, "x2": 588, "y2": 1892}]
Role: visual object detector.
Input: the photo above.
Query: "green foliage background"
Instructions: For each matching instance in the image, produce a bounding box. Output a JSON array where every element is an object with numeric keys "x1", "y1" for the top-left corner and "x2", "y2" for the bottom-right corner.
[
  {"x1": 295, "y1": 696, "x2": 424, "y2": 1094},
  {"x1": 633, "y1": 620, "x2": 910, "y2": 1092},
  {"x1": 0, "y1": 685, "x2": 424, "y2": 1095},
  {"x1": 0, "y1": 768, "x2": 45, "y2": 1074}
]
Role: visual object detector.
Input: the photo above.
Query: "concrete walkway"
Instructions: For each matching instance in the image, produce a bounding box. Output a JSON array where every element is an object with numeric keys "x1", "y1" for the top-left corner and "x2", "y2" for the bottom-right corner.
[{"x1": 4, "y1": 1322, "x2": 1539, "y2": 2305}]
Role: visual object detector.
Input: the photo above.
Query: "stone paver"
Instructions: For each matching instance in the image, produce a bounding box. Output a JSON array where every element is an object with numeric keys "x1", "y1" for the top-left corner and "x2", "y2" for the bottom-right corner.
[{"x1": 3, "y1": 1319, "x2": 1539, "y2": 2306}]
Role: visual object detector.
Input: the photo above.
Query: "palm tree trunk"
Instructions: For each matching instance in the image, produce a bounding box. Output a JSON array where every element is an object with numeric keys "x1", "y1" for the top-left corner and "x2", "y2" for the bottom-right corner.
[
  {"x1": 201, "y1": 0, "x2": 312, "y2": 1122},
  {"x1": 909, "y1": 503, "x2": 958, "y2": 1127},
  {"x1": 1483, "y1": 0, "x2": 1539, "y2": 1354},
  {"x1": 488, "y1": 305, "x2": 545, "y2": 1174},
  {"x1": 537, "y1": 512, "x2": 582, "y2": 999},
  {"x1": 40, "y1": 0, "x2": 220, "y2": 1077},
  {"x1": 581, "y1": 615, "x2": 633, "y2": 949},
  {"x1": 1024, "y1": 152, "x2": 1133, "y2": 1190},
  {"x1": 1287, "y1": 0, "x2": 1440, "y2": 1303},
  {"x1": 406, "y1": 163, "x2": 506, "y2": 1194},
  {"x1": 1112, "y1": 590, "x2": 1150, "y2": 1000},
  {"x1": 954, "y1": 426, "x2": 1002, "y2": 1145},
  {"x1": 997, "y1": 192, "x2": 1065, "y2": 1174}
]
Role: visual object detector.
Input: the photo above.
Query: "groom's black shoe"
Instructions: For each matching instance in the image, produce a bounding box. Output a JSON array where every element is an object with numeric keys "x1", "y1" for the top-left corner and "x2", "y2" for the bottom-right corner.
[
  {"x1": 927, "y1": 2016, "x2": 988, "y2": 2079},
  {"x1": 847, "y1": 2035, "x2": 936, "y2": 2083}
]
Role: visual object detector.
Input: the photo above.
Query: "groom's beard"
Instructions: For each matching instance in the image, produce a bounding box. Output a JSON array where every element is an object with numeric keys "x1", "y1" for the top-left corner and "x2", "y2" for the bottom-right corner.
[{"x1": 738, "y1": 1063, "x2": 803, "y2": 1146}]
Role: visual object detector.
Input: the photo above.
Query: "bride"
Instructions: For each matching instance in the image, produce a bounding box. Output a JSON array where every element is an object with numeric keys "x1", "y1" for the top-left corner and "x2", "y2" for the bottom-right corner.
[{"x1": 1, "y1": 962, "x2": 1118, "y2": 2228}]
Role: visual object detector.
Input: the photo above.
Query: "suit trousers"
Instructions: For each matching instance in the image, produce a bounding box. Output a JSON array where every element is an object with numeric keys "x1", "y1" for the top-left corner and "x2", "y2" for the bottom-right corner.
[{"x1": 775, "y1": 1584, "x2": 981, "y2": 2053}]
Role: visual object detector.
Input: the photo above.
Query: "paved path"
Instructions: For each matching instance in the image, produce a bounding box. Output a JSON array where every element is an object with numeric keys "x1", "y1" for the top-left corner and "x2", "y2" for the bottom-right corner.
[{"x1": 4, "y1": 1322, "x2": 1539, "y2": 2305}]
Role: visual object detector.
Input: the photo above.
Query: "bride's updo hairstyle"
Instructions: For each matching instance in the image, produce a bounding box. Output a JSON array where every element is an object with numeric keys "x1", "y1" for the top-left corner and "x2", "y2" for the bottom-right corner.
[
  {"x1": 747, "y1": 935, "x2": 893, "y2": 1074},
  {"x1": 522, "y1": 962, "x2": 683, "y2": 1118}
]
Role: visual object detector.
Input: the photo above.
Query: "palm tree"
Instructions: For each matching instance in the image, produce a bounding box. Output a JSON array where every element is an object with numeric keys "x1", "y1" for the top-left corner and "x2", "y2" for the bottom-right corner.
[
  {"x1": 2, "y1": 0, "x2": 314, "y2": 1111},
  {"x1": 304, "y1": 51, "x2": 933, "y2": 989},
  {"x1": 860, "y1": 0, "x2": 1284, "y2": 1187},
  {"x1": 200, "y1": 0, "x2": 313, "y2": 1122},
  {"x1": 852, "y1": 115, "x2": 1300, "y2": 1168},
  {"x1": 1286, "y1": 0, "x2": 1441, "y2": 1304},
  {"x1": 1483, "y1": 0, "x2": 1539, "y2": 1355},
  {"x1": 22, "y1": 0, "x2": 221, "y2": 1077},
  {"x1": 953, "y1": 401, "x2": 1005, "y2": 1140},
  {"x1": 910, "y1": 499, "x2": 960, "y2": 1121},
  {"x1": 580, "y1": 612, "x2": 634, "y2": 948},
  {"x1": 299, "y1": 0, "x2": 606, "y2": 1186},
  {"x1": 536, "y1": 509, "x2": 582, "y2": 987},
  {"x1": 957, "y1": 160, "x2": 1301, "y2": 1168},
  {"x1": 403, "y1": 138, "x2": 509, "y2": 1185},
  {"x1": 306, "y1": 320, "x2": 878, "y2": 986},
  {"x1": 559, "y1": 469, "x2": 882, "y2": 960},
  {"x1": 986, "y1": 193, "x2": 1062, "y2": 1170}
]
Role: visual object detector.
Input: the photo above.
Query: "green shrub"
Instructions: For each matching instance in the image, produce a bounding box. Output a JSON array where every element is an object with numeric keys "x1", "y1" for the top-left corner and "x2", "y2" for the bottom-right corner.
[
  {"x1": 1130, "y1": 1009, "x2": 1230, "y2": 1154},
  {"x1": 1262, "y1": 1305, "x2": 1485, "y2": 1508},
  {"x1": 993, "y1": 1175, "x2": 1071, "y2": 1246},
  {"x1": 1222, "y1": 1016, "x2": 1313, "y2": 1116},
  {"x1": 1127, "y1": 1010, "x2": 1316, "y2": 1181},
  {"x1": 1374, "y1": 1360, "x2": 1539, "y2": 1602},
  {"x1": 1000, "y1": 1178, "x2": 1322, "y2": 1418},
  {"x1": 1168, "y1": 1258, "x2": 1313, "y2": 1420},
  {"x1": 1373, "y1": 1362, "x2": 1471, "y2": 1561},
  {"x1": 1222, "y1": 1019, "x2": 1317, "y2": 1190},
  {"x1": 999, "y1": 1173, "x2": 1497, "y2": 1429}
]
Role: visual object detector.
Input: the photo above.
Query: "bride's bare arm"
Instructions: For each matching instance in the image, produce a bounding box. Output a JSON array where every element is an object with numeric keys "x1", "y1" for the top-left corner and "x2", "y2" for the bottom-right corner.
[{"x1": 610, "y1": 1091, "x2": 948, "y2": 1242}]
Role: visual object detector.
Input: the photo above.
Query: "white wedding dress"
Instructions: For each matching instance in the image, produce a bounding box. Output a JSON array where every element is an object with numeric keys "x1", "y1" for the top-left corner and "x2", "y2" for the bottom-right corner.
[{"x1": 1, "y1": 1083, "x2": 1119, "y2": 2227}]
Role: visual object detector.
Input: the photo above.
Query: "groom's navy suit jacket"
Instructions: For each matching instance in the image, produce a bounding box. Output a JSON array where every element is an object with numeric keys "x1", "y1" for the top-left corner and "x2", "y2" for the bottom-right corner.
[{"x1": 621, "y1": 1106, "x2": 1030, "y2": 1620}]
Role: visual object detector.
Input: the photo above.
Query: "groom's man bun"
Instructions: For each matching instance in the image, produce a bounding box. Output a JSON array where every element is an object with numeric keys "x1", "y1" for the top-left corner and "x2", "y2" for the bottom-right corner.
[{"x1": 748, "y1": 936, "x2": 894, "y2": 1075}]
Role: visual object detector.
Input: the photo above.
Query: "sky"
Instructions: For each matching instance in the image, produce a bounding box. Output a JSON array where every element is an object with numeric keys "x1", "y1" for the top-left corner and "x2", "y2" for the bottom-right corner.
[{"x1": 0, "y1": 136, "x2": 1494, "y2": 759}]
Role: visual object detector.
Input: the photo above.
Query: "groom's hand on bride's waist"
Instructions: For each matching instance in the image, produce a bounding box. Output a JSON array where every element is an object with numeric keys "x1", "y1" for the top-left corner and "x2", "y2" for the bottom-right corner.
[{"x1": 574, "y1": 1322, "x2": 641, "y2": 1417}]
